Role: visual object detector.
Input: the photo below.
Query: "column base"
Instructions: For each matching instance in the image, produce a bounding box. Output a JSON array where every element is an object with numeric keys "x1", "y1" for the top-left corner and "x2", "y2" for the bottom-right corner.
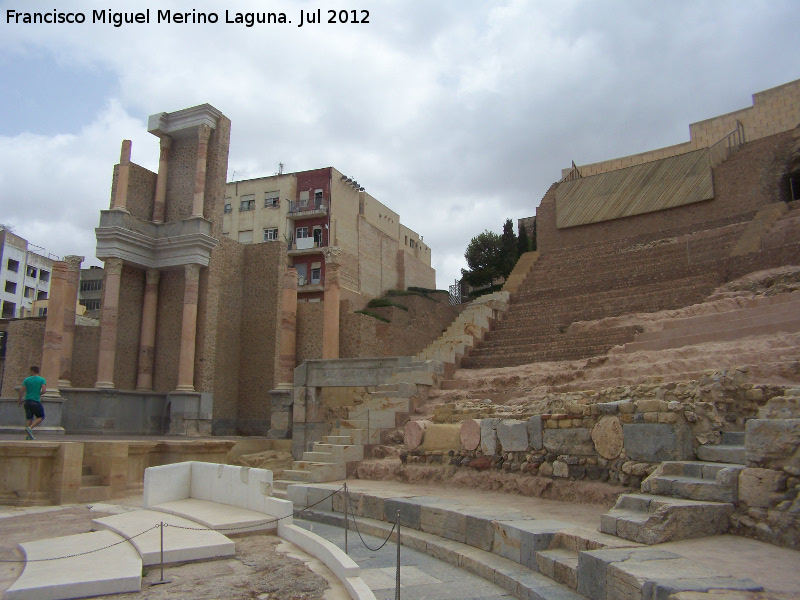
[
  {"x1": 94, "y1": 381, "x2": 115, "y2": 389},
  {"x1": 57, "y1": 380, "x2": 72, "y2": 388},
  {"x1": 174, "y1": 384, "x2": 196, "y2": 392},
  {"x1": 135, "y1": 386, "x2": 154, "y2": 392},
  {"x1": 42, "y1": 390, "x2": 61, "y2": 400}
]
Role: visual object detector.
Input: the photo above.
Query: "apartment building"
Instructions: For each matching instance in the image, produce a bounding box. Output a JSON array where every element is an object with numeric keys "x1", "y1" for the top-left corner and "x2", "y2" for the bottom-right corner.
[
  {"x1": 223, "y1": 167, "x2": 435, "y2": 304},
  {"x1": 0, "y1": 229, "x2": 54, "y2": 319}
]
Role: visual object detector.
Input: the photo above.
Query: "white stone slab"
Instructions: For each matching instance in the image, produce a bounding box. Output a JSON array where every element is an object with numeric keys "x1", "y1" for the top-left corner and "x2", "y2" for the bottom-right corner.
[
  {"x1": 143, "y1": 462, "x2": 191, "y2": 507},
  {"x1": 92, "y1": 509, "x2": 235, "y2": 566},
  {"x1": 5, "y1": 530, "x2": 141, "y2": 600},
  {"x1": 151, "y1": 498, "x2": 279, "y2": 533}
]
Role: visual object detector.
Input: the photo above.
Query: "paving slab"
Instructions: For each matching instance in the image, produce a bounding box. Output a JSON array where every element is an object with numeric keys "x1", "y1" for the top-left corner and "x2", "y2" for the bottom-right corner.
[
  {"x1": 5, "y1": 530, "x2": 141, "y2": 600},
  {"x1": 92, "y1": 509, "x2": 235, "y2": 566}
]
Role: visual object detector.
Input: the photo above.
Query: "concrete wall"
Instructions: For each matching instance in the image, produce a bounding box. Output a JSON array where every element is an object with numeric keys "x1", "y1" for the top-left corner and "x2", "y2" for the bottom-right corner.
[
  {"x1": 60, "y1": 388, "x2": 167, "y2": 435},
  {"x1": 568, "y1": 79, "x2": 800, "y2": 178},
  {"x1": 538, "y1": 129, "x2": 799, "y2": 252}
]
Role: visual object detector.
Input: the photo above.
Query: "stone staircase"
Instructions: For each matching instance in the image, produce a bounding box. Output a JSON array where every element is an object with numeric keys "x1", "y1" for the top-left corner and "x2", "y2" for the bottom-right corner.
[
  {"x1": 78, "y1": 464, "x2": 111, "y2": 503},
  {"x1": 696, "y1": 431, "x2": 745, "y2": 464},
  {"x1": 501, "y1": 250, "x2": 539, "y2": 294},
  {"x1": 601, "y1": 459, "x2": 745, "y2": 544},
  {"x1": 624, "y1": 291, "x2": 800, "y2": 353},
  {"x1": 277, "y1": 363, "x2": 443, "y2": 489},
  {"x1": 415, "y1": 291, "x2": 510, "y2": 366},
  {"x1": 730, "y1": 202, "x2": 790, "y2": 256}
]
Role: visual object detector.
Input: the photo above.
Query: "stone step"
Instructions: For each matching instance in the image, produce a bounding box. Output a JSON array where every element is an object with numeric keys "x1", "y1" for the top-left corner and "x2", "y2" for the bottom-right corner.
[
  {"x1": 343, "y1": 409, "x2": 400, "y2": 430},
  {"x1": 656, "y1": 292, "x2": 800, "y2": 332},
  {"x1": 272, "y1": 479, "x2": 293, "y2": 492},
  {"x1": 642, "y1": 475, "x2": 736, "y2": 503},
  {"x1": 283, "y1": 462, "x2": 346, "y2": 483},
  {"x1": 302, "y1": 451, "x2": 334, "y2": 463},
  {"x1": 81, "y1": 474, "x2": 103, "y2": 487},
  {"x1": 535, "y1": 548, "x2": 578, "y2": 589},
  {"x1": 695, "y1": 433, "x2": 746, "y2": 464},
  {"x1": 356, "y1": 396, "x2": 410, "y2": 413},
  {"x1": 601, "y1": 493, "x2": 734, "y2": 545},
  {"x1": 330, "y1": 428, "x2": 368, "y2": 445},
  {"x1": 312, "y1": 443, "x2": 364, "y2": 462},
  {"x1": 78, "y1": 485, "x2": 111, "y2": 503},
  {"x1": 324, "y1": 435, "x2": 352, "y2": 445}
]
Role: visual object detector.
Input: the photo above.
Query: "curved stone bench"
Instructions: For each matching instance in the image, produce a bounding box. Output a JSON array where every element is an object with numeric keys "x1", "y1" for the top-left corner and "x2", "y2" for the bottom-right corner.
[{"x1": 144, "y1": 461, "x2": 292, "y2": 534}]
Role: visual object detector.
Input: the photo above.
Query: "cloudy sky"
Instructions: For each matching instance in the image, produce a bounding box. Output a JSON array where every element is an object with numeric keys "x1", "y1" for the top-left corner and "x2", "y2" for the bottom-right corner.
[{"x1": 0, "y1": 1, "x2": 798, "y2": 287}]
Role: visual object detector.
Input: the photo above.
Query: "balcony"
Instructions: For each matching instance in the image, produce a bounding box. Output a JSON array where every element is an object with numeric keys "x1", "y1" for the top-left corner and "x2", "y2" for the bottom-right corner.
[
  {"x1": 289, "y1": 199, "x2": 328, "y2": 219},
  {"x1": 288, "y1": 238, "x2": 327, "y2": 256}
]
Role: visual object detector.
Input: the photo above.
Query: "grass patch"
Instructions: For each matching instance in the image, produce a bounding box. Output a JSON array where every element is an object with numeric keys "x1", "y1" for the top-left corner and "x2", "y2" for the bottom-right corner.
[
  {"x1": 355, "y1": 310, "x2": 390, "y2": 323},
  {"x1": 367, "y1": 298, "x2": 409, "y2": 311}
]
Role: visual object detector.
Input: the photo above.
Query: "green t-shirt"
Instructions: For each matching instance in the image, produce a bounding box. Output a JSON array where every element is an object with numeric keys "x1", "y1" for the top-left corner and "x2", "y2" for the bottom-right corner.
[{"x1": 22, "y1": 375, "x2": 46, "y2": 401}]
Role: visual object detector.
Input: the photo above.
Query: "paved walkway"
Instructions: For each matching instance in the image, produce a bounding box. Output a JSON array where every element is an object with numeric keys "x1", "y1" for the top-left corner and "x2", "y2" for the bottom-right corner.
[{"x1": 295, "y1": 519, "x2": 514, "y2": 600}]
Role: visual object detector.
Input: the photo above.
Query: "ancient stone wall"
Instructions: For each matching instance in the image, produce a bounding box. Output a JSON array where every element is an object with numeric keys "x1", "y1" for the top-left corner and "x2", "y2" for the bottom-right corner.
[
  {"x1": 235, "y1": 241, "x2": 284, "y2": 434},
  {"x1": 538, "y1": 129, "x2": 798, "y2": 252},
  {"x1": 113, "y1": 265, "x2": 145, "y2": 390},
  {"x1": 1, "y1": 319, "x2": 44, "y2": 396},
  {"x1": 296, "y1": 301, "x2": 324, "y2": 365},
  {"x1": 152, "y1": 269, "x2": 184, "y2": 393},
  {"x1": 71, "y1": 324, "x2": 99, "y2": 389},
  {"x1": 117, "y1": 163, "x2": 157, "y2": 221}
]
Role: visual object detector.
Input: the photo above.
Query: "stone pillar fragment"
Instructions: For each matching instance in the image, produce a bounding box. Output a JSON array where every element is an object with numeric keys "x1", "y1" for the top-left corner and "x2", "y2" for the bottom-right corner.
[
  {"x1": 321, "y1": 247, "x2": 342, "y2": 360},
  {"x1": 95, "y1": 258, "x2": 123, "y2": 388},
  {"x1": 59, "y1": 255, "x2": 83, "y2": 387},
  {"x1": 151, "y1": 136, "x2": 172, "y2": 223},
  {"x1": 112, "y1": 140, "x2": 132, "y2": 211},
  {"x1": 41, "y1": 261, "x2": 68, "y2": 398},
  {"x1": 191, "y1": 124, "x2": 211, "y2": 217},
  {"x1": 175, "y1": 263, "x2": 201, "y2": 391},
  {"x1": 277, "y1": 268, "x2": 298, "y2": 386},
  {"x1": 136, "y1": 268, "x2": 160, "y2": 391}
]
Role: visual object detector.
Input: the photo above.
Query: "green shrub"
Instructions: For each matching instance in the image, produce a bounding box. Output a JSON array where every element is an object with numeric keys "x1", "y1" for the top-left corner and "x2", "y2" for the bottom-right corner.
[{"x1": 367, "y1": 298, "x2": 409, "y2": 311}]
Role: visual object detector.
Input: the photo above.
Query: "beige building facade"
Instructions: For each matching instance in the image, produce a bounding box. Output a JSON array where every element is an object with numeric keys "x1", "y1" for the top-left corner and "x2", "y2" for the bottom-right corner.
[{"x1": 223, "y1": 167, "x2": 435, "y2": 306}]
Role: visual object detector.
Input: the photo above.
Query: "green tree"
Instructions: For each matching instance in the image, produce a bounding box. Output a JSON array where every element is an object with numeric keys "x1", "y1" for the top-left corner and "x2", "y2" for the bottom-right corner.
[
  {"x1": 499, "y1": 218, "x2": 518, "y2": 278},
  {"x1": 517, "y1": 222, "x2": 531, "y2": 255},
  {"x1": 461, "y1": 230, "x2": 502, "y2": 288}
]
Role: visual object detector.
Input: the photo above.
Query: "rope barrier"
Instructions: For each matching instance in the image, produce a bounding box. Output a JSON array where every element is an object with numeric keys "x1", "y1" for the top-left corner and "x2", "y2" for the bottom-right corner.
[{"x1": 345, "y1": 492, "x2": 397, "y2": 552}]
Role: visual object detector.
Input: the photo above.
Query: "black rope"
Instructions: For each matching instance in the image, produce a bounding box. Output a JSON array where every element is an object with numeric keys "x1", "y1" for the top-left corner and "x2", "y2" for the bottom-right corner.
[
  {"x1": 0, "y1": 524, "x2": 161, "y2": 563},
  {"x1": 345, "y1": 493, "x2": 397, "y2": 552}
]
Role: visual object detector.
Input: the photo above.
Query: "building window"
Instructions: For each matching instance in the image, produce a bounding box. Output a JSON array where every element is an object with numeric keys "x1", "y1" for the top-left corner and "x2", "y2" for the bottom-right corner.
[
  {"x1": 314, "y1": 189, "x2": 324, "y2": 208},
  {"x1": 1, "y1": 301, "x2": 15, "y2": 319},
  {"x1": 80, "y1": 279, "x2": 102, "y2": 292},
  {"x1": 4, "y1": 280, "x2": 16, "y2": 294},
  {"x1": 224, "y1": 203, "x2": 232, "y2": 214},
  {"x1": 265, "y1": 192, "x2": 280, "y2": 208},
  {"x1": 26, "y1": 265, "x2": 37, "y2": 278},
  {"x1": 263, "y1": 228, "x2": 279, "y2": 241},
  {"x1": 296, "y1": 263, "x2": 308, "y2": 286},
  {"x1": 240, "y1": 195, "x2": 255, "y2": 211},
  {"x1": 39, "y1": 270, "x2": 49, "y2": 282},
  {"x1": 80, "y1": 299, "x2": 101, "y2": 311},
  {"x1": 37, "y1": 290, "x2": 47, "y2": 300},
  {"x1": 296, "y1": 226, "x2": 310, "y2": 239},
  {"x1": 299, "y1": 191, "x2": 309, "y2": 207},
  {"x1": 38, "y1": 307, "x2": 47, "y2": 317},
  {"x1": 310, "y1": 268, "x2": 321, "y2": 284},
  {"x1": 24, "y1": 286, "x2": 34, "y2": 299},
  {"x1": 6, "y1": 259, "x2": 19, "y2": 272}
]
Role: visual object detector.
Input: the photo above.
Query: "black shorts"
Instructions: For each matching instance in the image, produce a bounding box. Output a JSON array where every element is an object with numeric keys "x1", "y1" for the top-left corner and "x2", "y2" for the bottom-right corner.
[{"x1": 24, "y1": 400, "x2": 44, "y2": 421}]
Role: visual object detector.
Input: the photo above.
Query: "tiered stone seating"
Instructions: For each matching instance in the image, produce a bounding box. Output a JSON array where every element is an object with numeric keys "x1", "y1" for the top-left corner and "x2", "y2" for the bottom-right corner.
[{"x1": 461, "y1": 224, "x2": 746, "y2": 369}]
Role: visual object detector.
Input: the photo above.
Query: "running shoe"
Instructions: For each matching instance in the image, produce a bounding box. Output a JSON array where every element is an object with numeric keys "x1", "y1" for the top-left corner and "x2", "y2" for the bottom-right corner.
[{"x1": 25, "y1": 427, "x2": 35, "y2": 440}]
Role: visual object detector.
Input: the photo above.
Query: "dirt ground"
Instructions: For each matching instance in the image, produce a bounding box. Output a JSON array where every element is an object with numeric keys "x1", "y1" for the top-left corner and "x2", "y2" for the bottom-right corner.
[{"x1": 0, "y1": 504, "x2": 348, "y2": 600}]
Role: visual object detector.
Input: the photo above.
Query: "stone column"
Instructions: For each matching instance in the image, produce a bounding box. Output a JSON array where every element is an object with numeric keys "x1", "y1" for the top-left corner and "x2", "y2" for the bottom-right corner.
[
  {"x1": 151, "y1": 136, "x2": 172, "y2": 223},
  {"x1": 112, "y1": 140, "x2": 132, "y2": 211},
  {"x1": 277, "y1": 268, "x2": 298, "y2": 386},
  {"x1": 95, "y1": 258, "x2": 123, "y2": 388},
  {"x1": 321, "y1": 247, "x2": 342, "y2": 360},
  {"x1": 175, "y1": 263, "x2": 201, "y2": 391},
  {"x1": 41, "y1": 261, "x2": 69, "y2": 398},
  {"x1": 135, "y1": 268, "x2": 160, "y2": 391},
  {"x1": 58, "y1": 255, "x2": 84, "y2": 387},
  {"x1": 191, "y1": 124, "x2": 212, "y2": 217}
]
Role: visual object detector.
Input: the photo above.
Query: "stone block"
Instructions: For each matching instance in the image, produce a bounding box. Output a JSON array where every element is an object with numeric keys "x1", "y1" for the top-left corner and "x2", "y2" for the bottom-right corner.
[
  {"x1": 384, "y1": 497, "x2": 421, "y2": 529},
  {"x1": 543, "y1": 428, "x2": 594, "y2": 456},
  {"x1": 518, "y1": 520, "x2": 571, "y2": 571},
  {"x1": 491, "y1": 518, "x2": 544, "y2": 563},
  {"x1": 623, "y1": 424, "x2": 694, "y2": 462},
  {"x1": 738, "y1": 468, "x2": 787, "y2": 508},
  {"x1": 420, "y1": 424, "x2": 462, "y2": 452},
  {"x1": 745, "y1": 418, "x2": 800, "y2": 469},
  {"x1": 497, "y1": 419, "x2": 529, "y2": 452},
  {"x1": 460, "y1": 418, "x2": 482, "y2": 451},
  {"x1": 480, "y1": 418, "x2": 500, "y2": 455},
  {"x1": 528, "y1": 415, "x2": 543, "y2": 450}
]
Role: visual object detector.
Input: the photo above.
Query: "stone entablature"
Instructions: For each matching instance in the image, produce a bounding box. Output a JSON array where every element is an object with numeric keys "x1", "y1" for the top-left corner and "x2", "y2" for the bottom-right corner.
[
  {"x1": 95, "y1": 210, "x2": 218, "y2": 269},
  {"x1": 147, "y1": 103, "x2": 224, "y2": 140}
]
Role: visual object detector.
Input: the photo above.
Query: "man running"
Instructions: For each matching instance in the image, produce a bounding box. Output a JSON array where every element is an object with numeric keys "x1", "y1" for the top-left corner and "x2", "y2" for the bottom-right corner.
[{"x1": 18, "y1": 366, "x2": 46, "y2": 440}]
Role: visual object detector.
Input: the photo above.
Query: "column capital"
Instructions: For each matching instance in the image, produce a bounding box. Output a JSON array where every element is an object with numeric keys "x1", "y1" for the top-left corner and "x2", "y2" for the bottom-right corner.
[
  {"x1": 63, "y1": 255, "x2": 84, "y2": 271},
  {"x1": 145, "y1": 267, "x2": 161, "y2": 285},
  {"x1": 184, "y1": 263, "x2": 201, "y2": 281},
  {"x1": 321, "y1": 246, "x2": 342, "y2": 267},
  {"x1": 104, "y1": 257, "x2": 123, "y2": 276},
  {"x1": 159, "y1": 135, "x2": 173, "y2": 150},
  {"x1": 282, "y1": 268, "x2": 298, "y2": 291},
  {"x1": 197, "y1": 123, "x2": 212, "y2": 143}
]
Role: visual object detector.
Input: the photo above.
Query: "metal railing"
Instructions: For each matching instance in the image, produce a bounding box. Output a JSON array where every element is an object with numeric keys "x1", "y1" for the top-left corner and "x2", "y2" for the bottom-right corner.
[
  {"x1": 709, "y1": 120, "x2": 745, "y2": 168},
  {"x1": 289, "y1": 198, "x2": 327, "y2": 214}
]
